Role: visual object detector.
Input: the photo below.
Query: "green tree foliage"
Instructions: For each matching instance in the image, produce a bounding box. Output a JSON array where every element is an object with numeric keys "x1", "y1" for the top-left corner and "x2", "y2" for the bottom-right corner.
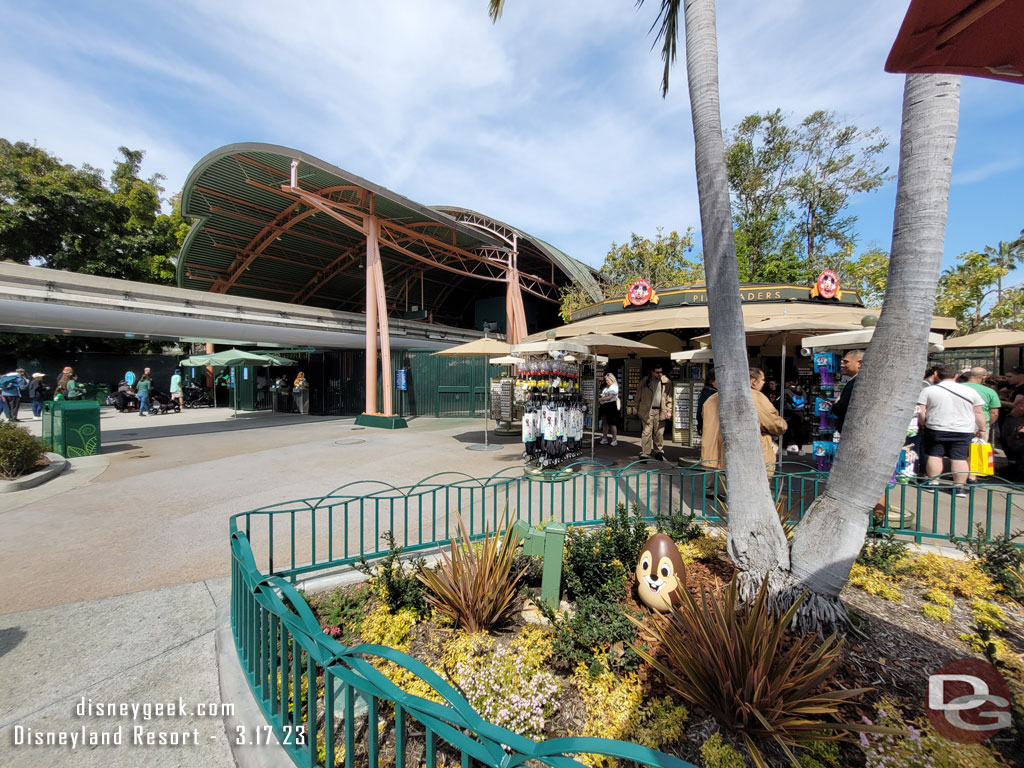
[
  {"x1": 558, "y1": 228, "x2": 702, "y2": 321},
  {"x1": 0, "y1": 140, "x2": 188, "y2": 357},
  {"x1": 844, "y1": 247, "x2": 890, "y2": 308},
  {"x1": 725, "y1": 110, "x2": 802, "y2": 282},
  {"x1": 0, "y1": 140, "x2": 183, "y2": 283},
  {"x1": 789, "y1": 111, "x2": 890, "y2": 272},
  {"x1": 936, "y1": 251, "x2": 1011, "y2": 334},
  {"x1": 724, "y1": 110, "x2": 890, "y2": 283}
]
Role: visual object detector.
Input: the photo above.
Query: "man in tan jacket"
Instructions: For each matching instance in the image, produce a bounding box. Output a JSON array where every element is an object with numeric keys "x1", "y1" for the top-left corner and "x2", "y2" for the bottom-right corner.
[
  {"x1": 701, "y1": 367, "x2": 787, "y2": 475},
  {"x1": 638, "y1": 364, "x2": 673, "y2": 460}
]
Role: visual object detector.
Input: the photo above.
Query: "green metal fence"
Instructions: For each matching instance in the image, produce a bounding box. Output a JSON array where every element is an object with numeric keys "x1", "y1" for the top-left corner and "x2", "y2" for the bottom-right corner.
[{"x1": 230, "y1": 463, "x2": 1024, "y2": 767}]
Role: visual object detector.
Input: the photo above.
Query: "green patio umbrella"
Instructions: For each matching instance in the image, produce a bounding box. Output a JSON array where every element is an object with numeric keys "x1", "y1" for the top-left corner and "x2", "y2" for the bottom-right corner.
[{"x1": 178, "y1": 349, "x2": 296, "y2": 416}]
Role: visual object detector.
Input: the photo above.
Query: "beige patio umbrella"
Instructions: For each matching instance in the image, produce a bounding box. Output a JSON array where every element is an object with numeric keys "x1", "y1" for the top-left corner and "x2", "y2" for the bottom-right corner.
[
  {"x1": 691, "y1": 317, "x2": 864, "y2": 417},
  {"x1": 942, "y1": 328, "x2": 1024, "y2": 349},
  {"x1": 434, "y1": 337, "x2": 511, "y2": 451}
]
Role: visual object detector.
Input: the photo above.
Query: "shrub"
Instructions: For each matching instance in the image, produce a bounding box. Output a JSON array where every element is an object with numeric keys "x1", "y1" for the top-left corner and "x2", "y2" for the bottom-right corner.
[
  {"x1": 699, "y1": 732, "x2": 746, "y2": 768},
  {"x1": 921, "y1": 603, "x2": 952, "y2": 623},
  {"x1": 856, "y1": 532, "x2": 909, "y2": 576},
  {"x1": 860, "y1": 696, "x2": 1007, "y2": 768},
  {"x1": 848, "y1": 564, "x2": 903, "y2": 601},
  {"x1": 0, "y1": 423, "x2": 44, "y2": 479},
  {"x1": 924, "y1": 588, "x2": 953, "y2": 607},
  {"x1": 355, "y1": 531, "x2": 427, "y2": 616},
  {"x1": 562, "y1": 503, "x2": 648, "y2": 602},
  {"x1": 548, "y1": 594, "x2": 643, "y2": 675},
  {"x1": 908, "y1": 553, "x2": 1000, "y2": 600},
  {"x1": 572, "y1": 653, "x2": 688, "y2": 767},
  {"x1": 358, "y1": 604, "x2": 442, "y2": 703},
  {"x1": 447, "y1": 628, "x2": 559, "y2": 739},
  {"x1": 677, "y1": 530, "x2": 727, "y2": 564},
  {"x1": 304, "y1": 583, "x2": 372, "y2": 644},
  {"x1": 955, "y1": 525, "x2": 1024, "y2": 601},
  {"x1": 655, "y1": 511, "x2": 704, "y2": 543},
  {"x1": 417, "y1": 513, "x2": 526, "y2": 633},
  {"x1": 632, "y1": 575, "x2": 870, "y2": 765},
  {"x1": 797, "y1": 738, "x2": 841, "y2": 768},
  {"x1": 969, "y1": 599, "x2": 1007, "y2": 632}
]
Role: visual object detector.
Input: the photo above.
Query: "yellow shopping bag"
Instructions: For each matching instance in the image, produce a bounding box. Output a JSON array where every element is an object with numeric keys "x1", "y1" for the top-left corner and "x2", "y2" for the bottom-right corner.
[{"x1": 969, "y1": 440, "x2": 994, "y2": 476}]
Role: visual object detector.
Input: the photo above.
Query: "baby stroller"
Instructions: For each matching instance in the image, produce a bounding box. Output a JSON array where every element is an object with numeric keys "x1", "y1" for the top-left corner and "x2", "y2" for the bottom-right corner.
[
  {"x1": 182, "y1": 383, "x2": 214, "y2": 408},
  {"x1": 148, "y1": 390, "x2": 181, "y2": 415}
]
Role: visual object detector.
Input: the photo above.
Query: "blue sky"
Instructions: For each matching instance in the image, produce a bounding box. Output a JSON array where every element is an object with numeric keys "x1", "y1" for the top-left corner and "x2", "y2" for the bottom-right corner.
[{"x1": 2, "y1": 0, "x2": 1022, "y2": 277}]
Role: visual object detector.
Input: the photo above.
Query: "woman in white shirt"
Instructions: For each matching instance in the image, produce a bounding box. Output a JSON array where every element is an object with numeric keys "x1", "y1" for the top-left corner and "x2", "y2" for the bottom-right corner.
[{"x1": 598, "y1": 372, "x2": 621, "y2": 446}]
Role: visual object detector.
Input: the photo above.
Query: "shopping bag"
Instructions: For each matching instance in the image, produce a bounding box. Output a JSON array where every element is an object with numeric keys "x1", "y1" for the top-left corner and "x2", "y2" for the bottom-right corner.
[{"x1": 969, "y1": 440, "x2": 994, "y2": 476}]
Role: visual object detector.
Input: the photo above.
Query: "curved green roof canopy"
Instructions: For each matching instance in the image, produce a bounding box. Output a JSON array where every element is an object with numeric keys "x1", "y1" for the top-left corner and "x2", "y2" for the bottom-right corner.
[{"x1": 177, "y1": 144, "x2": 600, "y2": 326}]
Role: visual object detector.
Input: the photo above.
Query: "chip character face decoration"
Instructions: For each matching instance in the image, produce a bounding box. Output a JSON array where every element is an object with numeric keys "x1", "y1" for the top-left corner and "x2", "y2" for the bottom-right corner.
[{"x1": 635, "y1": 533, "x2": 685, "y2": 612}]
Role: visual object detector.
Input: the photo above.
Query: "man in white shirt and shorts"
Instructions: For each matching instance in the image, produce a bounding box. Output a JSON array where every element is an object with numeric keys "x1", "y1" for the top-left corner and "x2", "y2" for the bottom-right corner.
[{"x1": 916, "y1": 364, "x2": 986, "y2": 498}]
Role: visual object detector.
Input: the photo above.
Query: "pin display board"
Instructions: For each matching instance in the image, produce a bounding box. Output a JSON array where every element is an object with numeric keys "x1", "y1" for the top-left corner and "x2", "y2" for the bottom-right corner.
[
  {"x1": 672, "y1": 381, "x2": 702, "y2": 447},
  {"x1": 491, "y1": 378, "x2": 513, "y2": 422}
]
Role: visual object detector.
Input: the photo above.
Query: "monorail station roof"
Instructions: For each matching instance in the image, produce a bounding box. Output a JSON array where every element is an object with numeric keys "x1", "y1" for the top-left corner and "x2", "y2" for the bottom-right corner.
[{"x1": 176, "y1": 144, "x2": 600, "y2": 328}]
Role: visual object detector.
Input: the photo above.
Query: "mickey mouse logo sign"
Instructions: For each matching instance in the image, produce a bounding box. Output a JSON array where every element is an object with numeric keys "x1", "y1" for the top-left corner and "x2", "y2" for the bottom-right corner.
[
  {"x1": 810, "y1": 270, "x2": 841, "y2": 300},
  {"x1": 624, "y1": 279, "x2": 659, "y2": 308}
]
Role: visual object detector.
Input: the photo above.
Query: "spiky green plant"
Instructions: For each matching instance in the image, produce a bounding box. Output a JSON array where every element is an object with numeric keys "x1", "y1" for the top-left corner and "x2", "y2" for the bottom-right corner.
[
  {"x1": 417, "y1": 512, "x2": 527, "y2": 633},
  {"x1": 631, "y1": 574, "x2": 880, "y2": 767}
]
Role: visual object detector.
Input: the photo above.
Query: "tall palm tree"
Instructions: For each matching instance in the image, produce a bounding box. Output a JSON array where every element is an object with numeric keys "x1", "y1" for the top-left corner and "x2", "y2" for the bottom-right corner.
[
  {"x1": 490, "y1": 1, "x2": 963, "y2": 628},
  {"x1": 985, "y1": 239, "x2": 1024, "y2": 310}
]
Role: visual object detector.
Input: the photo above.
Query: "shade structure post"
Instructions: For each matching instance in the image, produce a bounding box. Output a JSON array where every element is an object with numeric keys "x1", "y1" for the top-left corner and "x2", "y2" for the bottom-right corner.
[
  {"x1": 365, "y1": 219, "x2": 378, "y2": 415},
  {"x1": 780, "y1": 341, "x2": 786, "y2": 420},
  {"x1": 466, "y1": 328, "x2": 502, "y2": 452},
  {"x1": 590, "y1": 353, "x2": 598, "y2": 463}
]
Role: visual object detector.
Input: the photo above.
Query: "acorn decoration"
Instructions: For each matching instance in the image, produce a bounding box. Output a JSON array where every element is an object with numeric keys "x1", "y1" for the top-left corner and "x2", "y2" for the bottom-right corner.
[{"x1": 635, "y1": 533, "x2": 685, "y2": 612}]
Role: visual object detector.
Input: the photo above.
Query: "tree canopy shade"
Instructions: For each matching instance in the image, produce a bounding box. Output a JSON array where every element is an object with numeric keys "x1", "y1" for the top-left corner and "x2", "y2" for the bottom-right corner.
[{"x1": 0, "y1": 140, "x2": 184, "y2": 283}]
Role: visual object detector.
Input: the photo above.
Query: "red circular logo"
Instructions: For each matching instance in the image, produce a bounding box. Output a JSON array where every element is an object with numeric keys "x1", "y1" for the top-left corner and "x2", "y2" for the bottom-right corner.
[
  {"x1": 926, "y1": 658, "x2": 1012, "y2": 743},
  {"x1": 627, "y1": 280, "x2": 653, "y2": 306},
  {"x1": 815, "y1": 270, "x2": 839, "y2": 299}
]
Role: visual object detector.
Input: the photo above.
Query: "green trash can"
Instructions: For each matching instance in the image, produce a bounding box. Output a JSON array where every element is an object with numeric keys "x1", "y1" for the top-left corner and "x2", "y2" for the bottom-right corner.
[
  {"x1": 94, "y1": 383, "x2": 111, "y2": 405},
  {"x1": 41, "y1": 400, "x2": 101, "y2": 458}
]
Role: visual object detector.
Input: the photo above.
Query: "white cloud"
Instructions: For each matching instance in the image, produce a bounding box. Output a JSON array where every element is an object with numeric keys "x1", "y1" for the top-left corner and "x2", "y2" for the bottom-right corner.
[{"x1": 0, "y1": 0, "x2": 1019, "y2": 270}]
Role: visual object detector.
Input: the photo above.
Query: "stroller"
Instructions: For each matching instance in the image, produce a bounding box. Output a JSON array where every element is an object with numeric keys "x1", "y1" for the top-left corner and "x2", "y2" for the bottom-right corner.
[
  {"x1": 148, "y1": 390, "x2": 181, "y2": 415},
  {"x1": 182, "y1": 383, "x2": 214, "y2": 408}
]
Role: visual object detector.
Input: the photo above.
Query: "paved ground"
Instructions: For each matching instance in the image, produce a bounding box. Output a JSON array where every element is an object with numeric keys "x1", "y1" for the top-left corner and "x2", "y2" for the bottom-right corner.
[
  {"x1": 0, "y1": 406, "x2": 673, "y2": 767},
  {"x1": 2, "y1": 406, "x2": 1021, "y2": 767}
]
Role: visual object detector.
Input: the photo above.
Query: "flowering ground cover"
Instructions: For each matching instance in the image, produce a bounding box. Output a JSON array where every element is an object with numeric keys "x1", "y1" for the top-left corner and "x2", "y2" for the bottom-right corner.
[{"x1": 303, "y1": 508, "x2": 1024, "y2": 767}]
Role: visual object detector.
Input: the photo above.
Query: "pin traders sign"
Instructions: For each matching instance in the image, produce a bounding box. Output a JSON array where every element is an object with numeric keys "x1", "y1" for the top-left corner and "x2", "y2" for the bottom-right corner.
[
  {"x1": 810, "y1": 270, "x2": 842, "y2": 300},
  {"x1": 624, "y1": 279, "x2": 659, "y2": 308}
]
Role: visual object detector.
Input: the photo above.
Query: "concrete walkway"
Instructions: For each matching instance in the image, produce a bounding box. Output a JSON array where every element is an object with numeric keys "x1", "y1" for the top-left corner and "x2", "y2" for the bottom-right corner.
[
  {"x1": 0, "y1": 407, "x2": 661, "y2": 767},
  {"x1": 2, "y1": 406, "x2": 1021, "y2": 767}
]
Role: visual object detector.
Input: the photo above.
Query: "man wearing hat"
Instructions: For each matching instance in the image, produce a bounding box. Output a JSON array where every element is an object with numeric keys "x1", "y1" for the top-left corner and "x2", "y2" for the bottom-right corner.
[{"x1": 29, "y1": 373, "x2": 50, "y2": 419}]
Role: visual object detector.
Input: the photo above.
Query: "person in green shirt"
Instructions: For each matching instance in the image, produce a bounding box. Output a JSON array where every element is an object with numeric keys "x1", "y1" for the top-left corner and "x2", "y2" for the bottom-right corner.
[
  {"x1": 962, "y1": 367, "x2": 1000, "y2": 483},
  {"x1": 963, "y1": 367, "x2": 1000, "y2": 432},
  {"x1": 65, "y1": 374, "x2": 83, "y2": 400},
  {"x1": 136, "y1": 374, "x2": 152, "y2": 416}
]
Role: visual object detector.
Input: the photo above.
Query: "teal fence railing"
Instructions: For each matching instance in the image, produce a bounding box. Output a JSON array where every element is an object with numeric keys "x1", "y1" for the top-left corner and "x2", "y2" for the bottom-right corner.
[{"x1": 230, "y1": 463, "x2": 1023, "y2": 767}]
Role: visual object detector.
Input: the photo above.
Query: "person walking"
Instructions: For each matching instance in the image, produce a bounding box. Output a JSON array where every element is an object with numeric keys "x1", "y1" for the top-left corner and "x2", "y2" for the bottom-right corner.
[
  {"x1": 637, "y1": 364, "x2": 673, "y2": 461},
  {"x1": 831, "y1": 349, "x2": 864, "y2": 433},
  {"x1": 54, "y1": 366, "x2": 73, "y2": 399},
  {"x1": 916, "y1": 364, "x2": 986, "y2": 498},
  {"x1": 28, "y1": 373, "x2": 50, "y2": 419},
  {"x1": 0, "y1": 369, "x2": 26, "y2": 421},
  {"x1": 137, "y1": 373, "x2": 152, "y2": 416},
  {"x1": 169, "y1": 369, "x2": 183, "y2": 409},
  {"x1": 701, "y1": 367, "x2": 787, "y2": 475},
  {"x1": 598, "y1": 372, "x2": 621, "y2": 446},
  {"x1": 695, "y1": 372, "x2": 717, "y2": 436},
  {"x1": 961, "y1": 367, "x2": 1001, "y2": 483},
  {"x1": 65, "y1": 373, "x2": 84, "y2": 400}
]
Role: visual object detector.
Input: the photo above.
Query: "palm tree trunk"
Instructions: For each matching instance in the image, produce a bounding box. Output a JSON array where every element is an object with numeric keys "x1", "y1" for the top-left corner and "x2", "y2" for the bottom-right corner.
[
  {"x1": 786, "y1": 74, "x2": 962, "y2": 627},
  {"x1": 682, "y1": 0, "x2": 789, "y2": 592}
]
